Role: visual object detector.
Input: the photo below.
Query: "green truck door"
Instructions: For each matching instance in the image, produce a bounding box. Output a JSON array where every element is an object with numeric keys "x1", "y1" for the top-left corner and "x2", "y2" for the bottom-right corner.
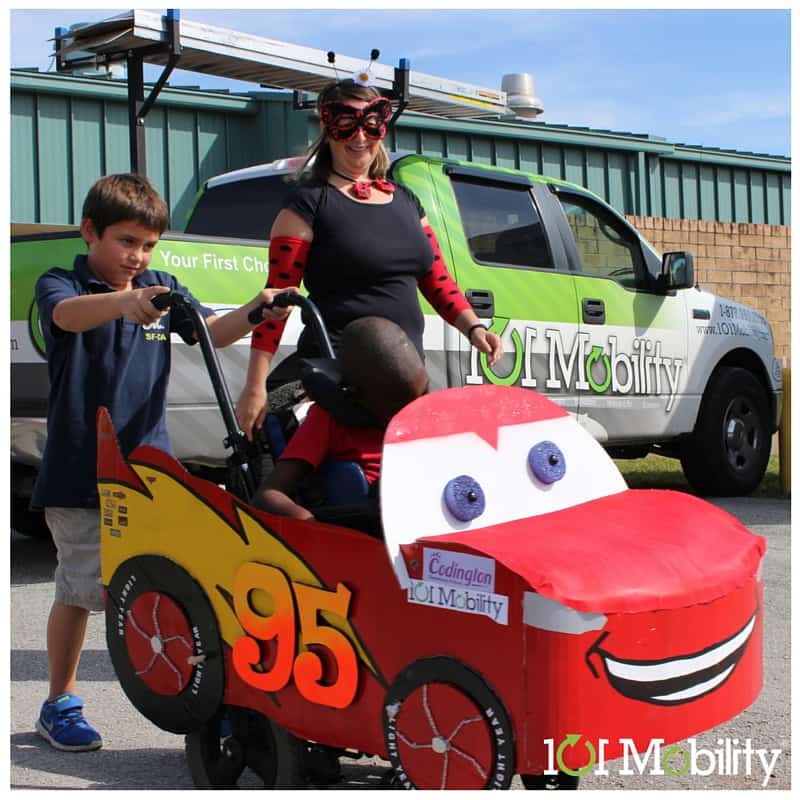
[
  {"x1": 552, "y1": 188, "x2": 689, "y2": 444},
  {"x1": 429, "y1": 164, "x2": 583, "y2": 414}
]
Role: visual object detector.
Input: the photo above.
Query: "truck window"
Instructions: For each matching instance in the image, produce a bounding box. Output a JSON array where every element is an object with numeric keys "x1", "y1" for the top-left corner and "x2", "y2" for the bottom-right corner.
[
  {"x1": 558, "y1": 195, "x2": 646, "y2": 284},
  {"x1": 184, "y1": 175, "x2": 293, "y2": 240},
  {"x1": 451, "y1": 178, "x2": 553, "y2": 269}
]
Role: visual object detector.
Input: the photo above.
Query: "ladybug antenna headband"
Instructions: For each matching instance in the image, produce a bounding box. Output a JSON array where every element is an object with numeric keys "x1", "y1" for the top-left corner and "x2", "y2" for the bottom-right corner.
[
  {"x1": 312, "y1": 49, "x2": 409, "y2": 139},
  {"x1": 321, "y1": 96, "x2": 393, "y2": 141}
]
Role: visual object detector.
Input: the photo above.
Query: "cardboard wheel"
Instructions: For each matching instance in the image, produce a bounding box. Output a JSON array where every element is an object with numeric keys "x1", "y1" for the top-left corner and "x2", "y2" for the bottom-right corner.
[
  {"x1": 185, "y1": 706, "x2": 306, "y2": 788},
  {"x1": 105, "y1": 555, "x2": 225, "y2": 734},
  {"x1": 383, "y1": 656, "x2": 515, "y2": 789}
]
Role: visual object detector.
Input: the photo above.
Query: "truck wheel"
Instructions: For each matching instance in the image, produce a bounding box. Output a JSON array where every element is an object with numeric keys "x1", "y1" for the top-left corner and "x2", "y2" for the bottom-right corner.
[
  {"x1": 383, "y1": 656, "x2": 515, "y2": 789},
  {"x1": 11, "y1": 495, "x2": 50, "y2": 539},
  {"x1": 680, "y1": 366, "x2": 771, "y2": 496},
  {"x1": 521, "y1": 772, "x2": 580, "y2": 789},
  {"x1": 185, "y1": 706, "x2": 306, "y2": 788},
  {"x1": 105, "y1": 555, "x2": 225, "y2": 734}
]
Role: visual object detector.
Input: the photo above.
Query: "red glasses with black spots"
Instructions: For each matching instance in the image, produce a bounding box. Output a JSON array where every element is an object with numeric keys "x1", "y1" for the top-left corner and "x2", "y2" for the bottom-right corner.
[{"x1": 320, "y1": 97, "x2": 392, "y2": 141}]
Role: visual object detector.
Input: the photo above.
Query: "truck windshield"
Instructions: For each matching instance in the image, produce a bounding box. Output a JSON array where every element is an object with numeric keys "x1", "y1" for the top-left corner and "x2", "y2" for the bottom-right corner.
[{"x1": 185, "y1": 174, "x2": 293, "y2": 239}]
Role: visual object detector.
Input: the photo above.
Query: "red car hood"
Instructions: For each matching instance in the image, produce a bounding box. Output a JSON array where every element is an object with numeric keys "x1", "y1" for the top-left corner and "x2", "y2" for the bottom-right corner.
[{"x1": 418, "y1": 489, "x2": 765, "y2": 614}]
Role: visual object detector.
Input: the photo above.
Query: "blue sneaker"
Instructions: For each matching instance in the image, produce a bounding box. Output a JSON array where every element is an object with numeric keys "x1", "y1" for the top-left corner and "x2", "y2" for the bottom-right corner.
[{"x1": 35, "y1": 694, "x2": 102, "y2": 752}]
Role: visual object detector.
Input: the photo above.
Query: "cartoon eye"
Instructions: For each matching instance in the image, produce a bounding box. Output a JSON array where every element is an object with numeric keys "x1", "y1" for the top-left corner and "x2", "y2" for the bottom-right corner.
[
  {"x1": 443, "y1": 475, "x2": 485, "y2": 522},
  {"x1": 528, "y1": 441, "x2": 566, "y2": 484}
]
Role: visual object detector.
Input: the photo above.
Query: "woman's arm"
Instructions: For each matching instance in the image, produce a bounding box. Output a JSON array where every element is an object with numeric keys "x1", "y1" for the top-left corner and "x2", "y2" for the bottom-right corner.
[
  {"x1": 207, "y1": 287, "x2": 295, "y2": 349},
  {"x1": 235, "y1": 208, "x2": 314, "y2": 438}
]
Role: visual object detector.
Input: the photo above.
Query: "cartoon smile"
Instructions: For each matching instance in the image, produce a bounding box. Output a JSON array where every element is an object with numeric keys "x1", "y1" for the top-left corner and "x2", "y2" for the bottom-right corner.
[{"x1": 586, "y1": 610, "x2": 758, "y2": 706}]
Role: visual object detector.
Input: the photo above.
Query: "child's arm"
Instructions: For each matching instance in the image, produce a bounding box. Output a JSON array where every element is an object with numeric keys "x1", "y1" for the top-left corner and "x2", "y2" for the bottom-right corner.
[
  {"x1": 206, "y1": 287, "x2": 297, "y2": 349},
  {"x1": 251, "y1": 459, "x2": 315, "y2": 520},
  {"x1": 52, "y1": 285, "x2": 171, "y2": 332}
]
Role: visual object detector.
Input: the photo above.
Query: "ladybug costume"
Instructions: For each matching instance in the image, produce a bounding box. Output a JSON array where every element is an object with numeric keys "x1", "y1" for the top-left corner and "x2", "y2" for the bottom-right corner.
[{"x1": 251, "y1": 180, "x2": 470, "y2": 360}]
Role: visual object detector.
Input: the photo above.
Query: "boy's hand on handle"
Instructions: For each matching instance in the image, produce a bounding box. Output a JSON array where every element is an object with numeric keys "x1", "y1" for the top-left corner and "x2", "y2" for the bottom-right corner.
[
  {"x1": 120, "y1": 285, "x2": 171, "y2": 325},
  {"x1": 235, "y1": 384, "x2": 268, "y2": 441},
  {"x1": 471, "y1": 326, "x2": 504, "y2": 368}
]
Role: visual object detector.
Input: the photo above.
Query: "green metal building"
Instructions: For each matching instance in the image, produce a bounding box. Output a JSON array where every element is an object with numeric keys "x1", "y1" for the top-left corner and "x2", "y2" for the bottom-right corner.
[{"x1": 11, "y1": 68, "x2": 791, "y2": 232}]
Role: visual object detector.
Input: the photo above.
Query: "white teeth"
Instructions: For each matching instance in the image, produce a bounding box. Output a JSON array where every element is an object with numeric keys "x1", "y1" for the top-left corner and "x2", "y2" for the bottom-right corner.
[{"x1": 604, "y1": 614, "x2": 755, "y2": 683}]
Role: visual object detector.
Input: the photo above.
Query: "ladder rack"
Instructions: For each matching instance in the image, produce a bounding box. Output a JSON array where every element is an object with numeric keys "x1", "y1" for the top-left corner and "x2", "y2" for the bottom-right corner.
[{"x1": 55, "y1": 9, "x2": 510, "y2": 119}]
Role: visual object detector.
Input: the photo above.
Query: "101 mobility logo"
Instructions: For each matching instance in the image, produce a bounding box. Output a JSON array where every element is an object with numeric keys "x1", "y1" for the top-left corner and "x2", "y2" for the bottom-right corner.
[
  {"x1": 544, "y1": 734, "x2": 782, "y2": 787},
  {"x1": 467, "y1": 323, "x2": 684, "y2": 411}
]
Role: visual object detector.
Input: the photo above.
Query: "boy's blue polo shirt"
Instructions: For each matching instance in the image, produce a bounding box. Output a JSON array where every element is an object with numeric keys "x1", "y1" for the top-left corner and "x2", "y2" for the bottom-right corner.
[{"x1": 31, "y1": 254, "x2": 214, "y2": 510}]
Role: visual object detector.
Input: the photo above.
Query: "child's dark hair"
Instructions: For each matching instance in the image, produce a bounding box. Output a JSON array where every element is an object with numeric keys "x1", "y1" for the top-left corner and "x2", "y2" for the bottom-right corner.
[
  {"x1": 81, "y1": 173, "x2": 170, "y2": 236},
  {"x1": 339, "y1": 316, "x2": 428, "y2": 423}
]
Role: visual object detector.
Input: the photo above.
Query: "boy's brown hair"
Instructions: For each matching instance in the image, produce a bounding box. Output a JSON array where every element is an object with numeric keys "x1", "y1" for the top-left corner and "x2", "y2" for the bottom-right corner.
[{"x1": 81, "y1": 173, "x2": 170, "y2": 236}]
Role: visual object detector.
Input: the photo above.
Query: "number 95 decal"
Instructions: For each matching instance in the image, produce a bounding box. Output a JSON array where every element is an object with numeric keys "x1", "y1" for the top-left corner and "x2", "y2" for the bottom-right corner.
[{"x1": 232, "y1": 562, "x2": 358, "y2": 709}]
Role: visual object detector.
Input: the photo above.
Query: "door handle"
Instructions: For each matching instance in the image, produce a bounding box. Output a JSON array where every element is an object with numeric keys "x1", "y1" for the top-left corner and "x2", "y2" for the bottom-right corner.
[
  {"x1": 465, "y1": 289, "x2": 494, "y2": 318},
  {"x1": 582, "y1": 298, "x2": 605, "y2": 325}
]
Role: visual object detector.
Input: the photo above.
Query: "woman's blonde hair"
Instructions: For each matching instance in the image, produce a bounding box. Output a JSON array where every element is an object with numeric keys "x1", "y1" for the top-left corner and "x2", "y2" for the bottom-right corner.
[{"x1": 293, "y1": 79, "x2": 391, "y2": 182}]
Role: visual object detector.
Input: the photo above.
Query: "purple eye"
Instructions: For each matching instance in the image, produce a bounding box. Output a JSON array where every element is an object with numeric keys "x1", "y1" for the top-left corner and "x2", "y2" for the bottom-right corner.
[
  {"x1": 528, "y1": 441, "x2": 566, "y2": 484},
  {"x1": 443, "y1": 475, "x2": 485, "y2": 522}
]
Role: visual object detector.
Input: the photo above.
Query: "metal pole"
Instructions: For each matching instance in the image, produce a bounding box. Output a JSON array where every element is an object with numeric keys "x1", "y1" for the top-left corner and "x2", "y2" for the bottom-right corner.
[{"x1": 126, "y1": 52, "x2": 147, "y2": 175}]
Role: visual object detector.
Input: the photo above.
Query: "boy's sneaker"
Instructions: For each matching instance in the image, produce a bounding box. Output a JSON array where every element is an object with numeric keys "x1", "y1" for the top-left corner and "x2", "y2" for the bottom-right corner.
[{"x1": 36, "y1": 694, "x2": 102, "y2": 752}]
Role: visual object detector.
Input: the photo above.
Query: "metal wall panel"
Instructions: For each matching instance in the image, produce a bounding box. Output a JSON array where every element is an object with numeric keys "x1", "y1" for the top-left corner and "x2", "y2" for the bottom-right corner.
[
  {"x1": 104, "y1": 101, "x2": 132, "y2": 175},
  {"x1": 10, "y1": 93, "x2": 38, "y2": 222},
  {"x1": 715, "y1": 167, "x2": 733, "y2": 223},
  {"x1": 11, "y1": 71, "x2": 258, "y2": 227},
  {"x1": 70, "y1": 98, "x2": 104, "y2": 222},
  {"x1": 11, "y1": 70, "x2": 790, "y2": 227},
  {"x1": 36, "y1": 94, "x2": 72, "y2": 224}
]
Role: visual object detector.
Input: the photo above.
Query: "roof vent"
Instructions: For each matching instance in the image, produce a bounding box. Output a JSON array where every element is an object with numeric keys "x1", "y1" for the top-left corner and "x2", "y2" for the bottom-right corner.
[{"x1": 502, "y1": 73, "x2": 543, "y2": 119}]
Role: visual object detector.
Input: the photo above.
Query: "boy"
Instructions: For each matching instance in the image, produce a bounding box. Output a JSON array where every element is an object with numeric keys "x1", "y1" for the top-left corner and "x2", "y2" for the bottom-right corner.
[
  {"x1": 31, "y1": 173, "x2": 292, "y2": 751},
  {"x1": 252, "y1": 316, "x2": 429, "y2": 520}
]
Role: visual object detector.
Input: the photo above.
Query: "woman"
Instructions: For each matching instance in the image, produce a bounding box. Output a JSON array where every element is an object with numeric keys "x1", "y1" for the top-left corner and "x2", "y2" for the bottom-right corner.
[{"x1": 236, "y1": 78, "x2": 503, "y2": 437}]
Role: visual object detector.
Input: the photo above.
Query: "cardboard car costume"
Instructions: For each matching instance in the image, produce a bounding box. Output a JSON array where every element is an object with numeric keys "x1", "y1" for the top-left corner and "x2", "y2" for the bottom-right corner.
[{"x1": 97, "y1": 384, "x2": 765, "y2": 789}]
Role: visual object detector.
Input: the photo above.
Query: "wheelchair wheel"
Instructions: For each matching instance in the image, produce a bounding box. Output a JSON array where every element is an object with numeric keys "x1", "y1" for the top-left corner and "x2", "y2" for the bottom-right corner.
[
  {"x1": 185, "y1": 706, "x2": 307, "y2": 788},
  {"x1": 521, "y1": 772, "x2": 580, "y2": 790}
]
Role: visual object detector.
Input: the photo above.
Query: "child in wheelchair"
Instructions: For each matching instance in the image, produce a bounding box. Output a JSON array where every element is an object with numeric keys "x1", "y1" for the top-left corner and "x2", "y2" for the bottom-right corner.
[{"x1": 251, "y1": 316, "x2": 429, "y2": 524}]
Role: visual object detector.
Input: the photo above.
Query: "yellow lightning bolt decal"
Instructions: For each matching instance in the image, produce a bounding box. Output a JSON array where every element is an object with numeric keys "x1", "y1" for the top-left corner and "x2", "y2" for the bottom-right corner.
[{"x1": 100, "y1": 462, "x2": 381, "y2": 680}]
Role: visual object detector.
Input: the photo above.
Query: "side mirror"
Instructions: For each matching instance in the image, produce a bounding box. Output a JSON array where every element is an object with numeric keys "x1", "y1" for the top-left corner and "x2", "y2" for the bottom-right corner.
[{"x1": 661, "y1": 251, "x2": 694, "y2": 290}]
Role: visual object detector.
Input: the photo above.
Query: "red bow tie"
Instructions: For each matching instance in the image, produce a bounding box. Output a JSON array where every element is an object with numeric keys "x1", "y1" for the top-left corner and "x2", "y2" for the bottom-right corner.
[
  {"x1": 350, "y1": 178, "x2": 395, "y2": 200},
  {"x1": 331, "y1": 169, "x2": 395, "y2": 200}
]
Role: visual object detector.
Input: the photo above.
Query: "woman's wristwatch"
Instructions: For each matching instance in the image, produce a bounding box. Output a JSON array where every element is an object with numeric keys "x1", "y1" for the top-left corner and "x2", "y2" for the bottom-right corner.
[{"x1": 466, "y1": 322, "x2": 489, "y2": 343}]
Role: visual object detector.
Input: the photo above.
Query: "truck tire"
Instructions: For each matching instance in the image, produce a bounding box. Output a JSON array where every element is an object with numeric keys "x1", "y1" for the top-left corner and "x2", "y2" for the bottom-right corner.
[
  {"x1": 11, "y1": 496, "x2": 50, "y2": 539},
  {"x1": 680, "y1": 366, "x2": 771, "y2": 496}
]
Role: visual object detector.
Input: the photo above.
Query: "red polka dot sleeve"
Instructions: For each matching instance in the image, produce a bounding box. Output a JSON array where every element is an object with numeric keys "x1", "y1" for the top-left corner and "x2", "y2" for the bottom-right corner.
[
  {"x1": 417, "y1": 225, "x2": 471, "y2": 326},
  {"x1": 250, "y1": 236, "x2": 310, "y2": 354}
]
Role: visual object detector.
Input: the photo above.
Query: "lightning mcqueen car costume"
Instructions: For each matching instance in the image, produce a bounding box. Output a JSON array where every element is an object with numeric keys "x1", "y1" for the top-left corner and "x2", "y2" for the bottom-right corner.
[{"x1": 97, "y1": 384, "x2": 764, "y2": 789}]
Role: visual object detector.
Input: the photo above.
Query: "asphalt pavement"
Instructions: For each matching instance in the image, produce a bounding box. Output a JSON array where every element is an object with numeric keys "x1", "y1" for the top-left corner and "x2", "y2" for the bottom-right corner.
[{"x1": 9, "y1": 496, "x2": 791, "y2": 790}]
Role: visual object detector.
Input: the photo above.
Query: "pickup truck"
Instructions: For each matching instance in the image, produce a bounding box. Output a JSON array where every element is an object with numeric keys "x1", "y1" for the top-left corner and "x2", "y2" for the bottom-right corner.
[{"x1": 11, "y1": 153, "x2": 782, "y2": 532}]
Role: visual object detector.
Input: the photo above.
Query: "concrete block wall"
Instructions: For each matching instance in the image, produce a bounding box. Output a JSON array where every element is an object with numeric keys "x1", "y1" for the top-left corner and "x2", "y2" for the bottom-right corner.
[{"x1": 626, "y1": 216, "x2": 791, "y2": 365}]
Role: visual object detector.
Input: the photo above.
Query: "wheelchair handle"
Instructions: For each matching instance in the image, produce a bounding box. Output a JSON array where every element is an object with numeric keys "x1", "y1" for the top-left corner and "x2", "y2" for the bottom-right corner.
[
  {"x1": 150, "y1": 290, "x2": 174, "y2": 311},
  {"x1": 247, "y1": 293, "x2": 335, "y2": 359},
  {"x1": 149, "y1": 290, "x2": 255, "y2": 497}
]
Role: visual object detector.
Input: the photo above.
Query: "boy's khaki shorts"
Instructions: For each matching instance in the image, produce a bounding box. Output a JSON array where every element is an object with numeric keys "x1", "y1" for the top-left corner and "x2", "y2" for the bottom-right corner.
[{"x1": 45, "y1": 507, "x2": 104, "y2": 612}]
